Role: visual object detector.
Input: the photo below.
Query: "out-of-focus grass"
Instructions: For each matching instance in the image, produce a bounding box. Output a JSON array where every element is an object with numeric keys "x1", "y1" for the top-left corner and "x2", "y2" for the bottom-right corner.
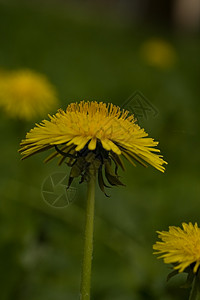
[{"x1": 0, "y1": 1, "x2": 199, "y2": 299}]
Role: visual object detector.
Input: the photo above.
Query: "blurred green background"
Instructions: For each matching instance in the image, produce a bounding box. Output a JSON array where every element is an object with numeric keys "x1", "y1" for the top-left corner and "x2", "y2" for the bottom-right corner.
[{"x1": 0, "y1": 1, "x2": 200, "y2": 299}]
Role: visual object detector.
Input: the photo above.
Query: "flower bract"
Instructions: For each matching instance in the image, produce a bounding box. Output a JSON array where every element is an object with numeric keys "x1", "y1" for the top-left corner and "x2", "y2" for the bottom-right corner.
[{"x1": 19, "y1": 101, "x2": 167, "y2": 195}]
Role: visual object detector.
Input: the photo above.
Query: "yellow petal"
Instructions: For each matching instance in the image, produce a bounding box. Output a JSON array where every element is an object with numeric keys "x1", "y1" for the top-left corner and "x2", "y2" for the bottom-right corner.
[
  {"x1": 88, "y1": 138, "x2": 97, "y2": 150},
  {"x1": 106, "y1": 140, "x2": 121, "y2": 155},
  {"x1": 101, "y1": 139, "x2": 111, "y2": 151},
  {"x1": 75, "y1": 136, "x2": 91, "y2": 151}
]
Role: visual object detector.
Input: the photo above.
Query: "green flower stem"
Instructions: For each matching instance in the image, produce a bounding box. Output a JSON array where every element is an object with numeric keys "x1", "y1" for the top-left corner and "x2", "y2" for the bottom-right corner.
[
  {"x1": 80, "y1": 175, "x2": 96, "y2": 300},
  {"x1": 189, "y1": 274, "x2": 200, "y2": 300}
]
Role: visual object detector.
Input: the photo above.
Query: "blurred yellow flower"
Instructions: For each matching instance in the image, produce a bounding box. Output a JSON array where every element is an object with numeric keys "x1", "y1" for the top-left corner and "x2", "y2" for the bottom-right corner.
[
  {"x1": 140, "y1": 38, "x2": 176, "y2": 69},
  {"x1": 19, "y1": 101, "x2": 166, "y2": 194},
  {"x1": 0, "y1": 69, "x2": 59, "y2": 120},
  {"x1": 153, "y1": 222, "x2": 200, "y2": 273}
]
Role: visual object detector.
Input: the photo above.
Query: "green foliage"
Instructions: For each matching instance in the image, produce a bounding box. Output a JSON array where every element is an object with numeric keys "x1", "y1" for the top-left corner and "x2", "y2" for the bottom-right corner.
[{"x1": 0, "y1": 1, "x2": 199, "y2": 299}]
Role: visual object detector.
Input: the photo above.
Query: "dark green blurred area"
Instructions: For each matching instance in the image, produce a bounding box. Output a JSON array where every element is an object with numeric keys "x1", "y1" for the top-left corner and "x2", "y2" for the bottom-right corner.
[{"x1": 0, "y1": 1, "x2": 200, "y2": 299}]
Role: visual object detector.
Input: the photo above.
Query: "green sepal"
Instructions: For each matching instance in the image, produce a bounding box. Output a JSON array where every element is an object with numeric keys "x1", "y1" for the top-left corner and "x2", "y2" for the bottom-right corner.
[
  {"x1": 105, "y1": 162, "x2": 125, "y2": 186},
  {"x1": 98, "y1": 166, "x2": 110, "y2": 197},
  {"x1": 166, "y1": 265, "x2": 199, "y2": 291},
  {"x1": 167, "y1": 269, "x2": 179, "y2": 282},
  {"x1": 110, "y1": 151, "x2": 125, "y2": 171},
  {"x1": 67, "y1": 176, "x2": 74, "y2": 188},
  {"x1": 181, "y1": 269, "x2": 195, "y2": 289},
  {"x1": 70, "y1": 160, "x2": 84, "y2": 178}
]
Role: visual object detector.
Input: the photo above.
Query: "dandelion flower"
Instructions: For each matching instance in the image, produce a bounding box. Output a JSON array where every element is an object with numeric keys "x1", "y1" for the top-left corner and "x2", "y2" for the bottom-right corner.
[
  {"x1": 19, "y1": 100, "x2": 167, "y2": 299},
  {"x1": 153, "y1": 222, "x2": 200, "y2": 273},
  {"x1": 140, "y1": 38, "x2": 176, "y2": 69},
  {"x1": 19, "y1": 101, "x2": 166, "y2": 195},
  {"x1": 0, "y1": 69, "x2": 58, "y2": 120}
]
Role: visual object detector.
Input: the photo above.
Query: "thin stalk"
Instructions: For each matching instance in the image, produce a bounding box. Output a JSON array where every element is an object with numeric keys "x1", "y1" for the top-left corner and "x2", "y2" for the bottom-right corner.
[{"x1": 80, "y1": 175, "x2": 96, "y2": 300}]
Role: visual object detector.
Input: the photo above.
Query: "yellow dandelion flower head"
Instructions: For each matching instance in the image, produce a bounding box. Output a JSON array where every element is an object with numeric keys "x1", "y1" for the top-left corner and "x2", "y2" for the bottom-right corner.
[
  {"x1": 140, "y1": 38, "x2": 176, "y2": 69},
  {"x1": 0, "y1": 69, "x2": 59, "y2": 120},
  {"x1": 153, "y1": 222, "x2": 200, "y2": 273},
  {"x1": 19, "y1": 101, "x2": 167, "y2": 195}
]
